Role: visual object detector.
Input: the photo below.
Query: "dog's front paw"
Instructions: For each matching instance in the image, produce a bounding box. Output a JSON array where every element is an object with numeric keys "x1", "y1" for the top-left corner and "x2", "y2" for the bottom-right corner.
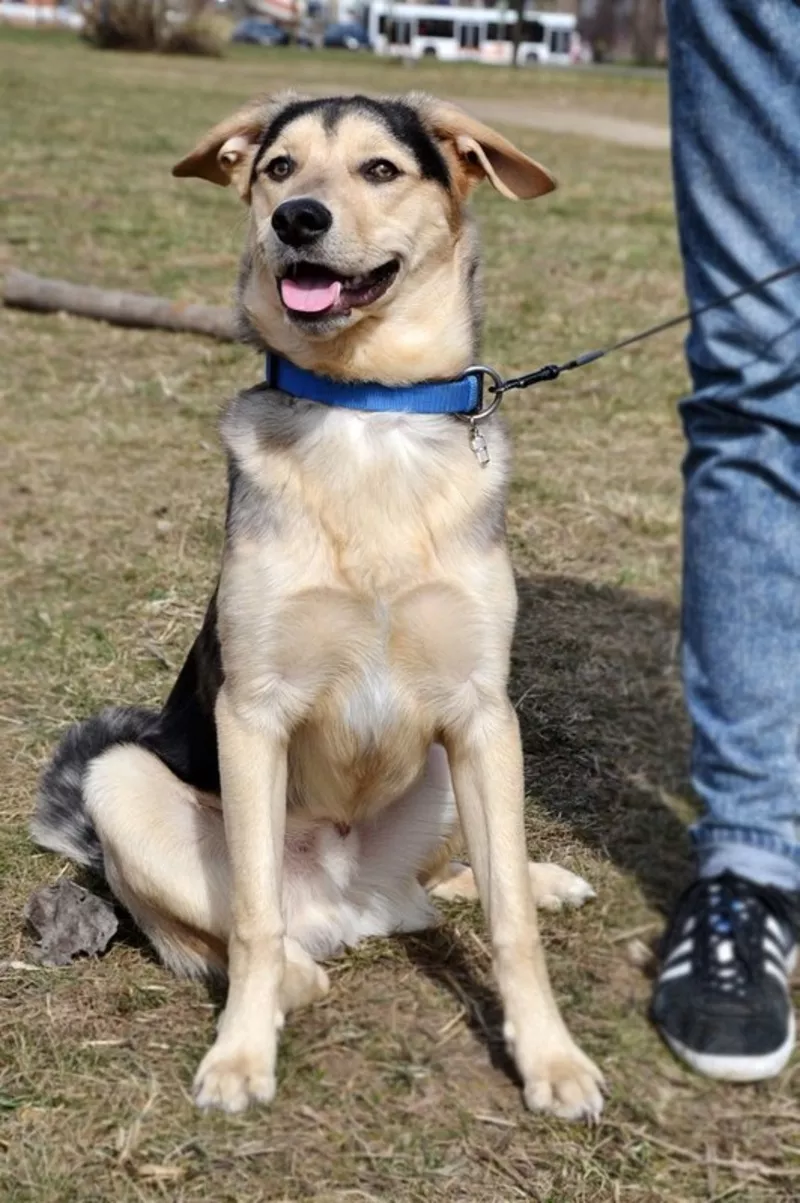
[
  {"x1": 528, "y1": 862, "x2": 596, "y2": 912},
  {"x1": 516, "y1": 1036, "x2": 604, "y2": 1122},
  {"x1": 193, "y1": 1041, "x2": 277, "y2": 1113}
]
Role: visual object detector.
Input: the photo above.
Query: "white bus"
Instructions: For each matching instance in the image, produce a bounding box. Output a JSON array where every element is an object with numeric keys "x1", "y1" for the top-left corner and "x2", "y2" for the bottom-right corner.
[{"x1": 365, "y1": 3, "x2": 577, "y2": 67}]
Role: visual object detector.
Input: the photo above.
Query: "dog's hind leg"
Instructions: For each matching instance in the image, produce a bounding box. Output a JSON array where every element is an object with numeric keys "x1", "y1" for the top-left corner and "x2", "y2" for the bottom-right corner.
[
  {"x1": 84, "y1": 743, "x2": 230, "y2": 978},
  {"x1": 84, "y1": 743, "x2": 328, "y2": 1012}
]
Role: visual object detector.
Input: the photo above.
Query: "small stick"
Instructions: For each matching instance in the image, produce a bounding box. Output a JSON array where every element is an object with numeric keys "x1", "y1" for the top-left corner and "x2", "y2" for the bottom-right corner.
[{"x1": 3, "y1": 269, "x2": 238, "y2": 342}]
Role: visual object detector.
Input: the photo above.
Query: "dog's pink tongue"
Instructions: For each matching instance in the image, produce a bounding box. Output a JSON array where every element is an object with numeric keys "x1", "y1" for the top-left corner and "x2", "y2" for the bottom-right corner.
[{"x1": 281, "y1": 277, "x2": 342, "y2": 314}]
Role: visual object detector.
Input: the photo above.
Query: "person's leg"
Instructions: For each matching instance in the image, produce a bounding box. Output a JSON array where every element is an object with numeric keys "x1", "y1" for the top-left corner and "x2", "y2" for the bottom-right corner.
[
  {"x1": 655, "y1": 0, "x2": 800, "y2": 1080},
  {"x1": 672, "y1": 0, "x2": 800, "y2": 886}
]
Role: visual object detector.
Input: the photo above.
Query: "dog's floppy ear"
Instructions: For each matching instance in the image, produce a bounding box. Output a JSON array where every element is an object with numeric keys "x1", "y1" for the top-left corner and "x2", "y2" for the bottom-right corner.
[
  {"x1": 171, "y1": 93, "x2": 297, "y2": 195},
  {"x1": 414, "y1": 95, "x2": 556, "y2": 200}
]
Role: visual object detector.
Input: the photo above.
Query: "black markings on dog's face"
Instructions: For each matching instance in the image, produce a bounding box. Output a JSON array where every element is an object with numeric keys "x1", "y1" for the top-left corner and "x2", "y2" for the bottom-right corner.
[{"x1": 252, "y1": 96, "x2": 450, "y2": 190}]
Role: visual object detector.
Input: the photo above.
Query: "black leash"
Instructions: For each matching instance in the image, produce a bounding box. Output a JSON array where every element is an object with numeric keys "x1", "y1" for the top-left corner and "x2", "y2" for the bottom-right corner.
[{"x1": 469, "y1": 259, "x2": 800, "y2": 415}]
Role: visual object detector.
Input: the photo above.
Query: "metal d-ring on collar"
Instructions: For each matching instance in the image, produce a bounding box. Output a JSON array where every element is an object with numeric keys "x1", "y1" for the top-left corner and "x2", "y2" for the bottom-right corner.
[
  {"x1": 458, "y1": 364, "x2": 506, "y2": 425},
  {"x1": 456, "y1": 365, "x2": 505, "y2": 466}
]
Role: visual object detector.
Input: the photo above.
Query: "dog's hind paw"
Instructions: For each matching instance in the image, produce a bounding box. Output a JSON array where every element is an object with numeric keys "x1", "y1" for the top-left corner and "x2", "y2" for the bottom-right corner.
[
  {"x1": 280, "y1": 938, "x2": 330, "y2": 1013},
  {"x1": 431, "y1": 861, "x2": 596, "y2": 911},
  {"x1": 528, "y1": 862, "x2": 596, "y2": 912}
]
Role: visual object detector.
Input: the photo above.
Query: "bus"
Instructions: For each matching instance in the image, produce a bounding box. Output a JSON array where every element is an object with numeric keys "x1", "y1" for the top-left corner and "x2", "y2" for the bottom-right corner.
[{"x1": 364, "y1": 3, "x2": 577, "y2": 67}]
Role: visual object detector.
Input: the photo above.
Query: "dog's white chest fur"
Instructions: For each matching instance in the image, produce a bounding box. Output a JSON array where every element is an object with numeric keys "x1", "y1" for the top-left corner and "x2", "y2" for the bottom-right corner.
[
  {"x1": 340, "y1": 603, "x2": 398, "y2": 743},
  {"x1": 343, "y1": 663, "x2": 398, "y2": 744}
]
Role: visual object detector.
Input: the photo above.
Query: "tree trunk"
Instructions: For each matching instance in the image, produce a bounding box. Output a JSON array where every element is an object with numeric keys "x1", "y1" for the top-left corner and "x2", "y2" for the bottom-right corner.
[
  {"x1": 590, "y1": 0, "x2": 616, "y2": 62},
  {"x1": 510, "y1": 0, "x2": 524, "y2": 68},
  {"x1": 632, "y1": 0, "x2": 662, "y2": 65}
]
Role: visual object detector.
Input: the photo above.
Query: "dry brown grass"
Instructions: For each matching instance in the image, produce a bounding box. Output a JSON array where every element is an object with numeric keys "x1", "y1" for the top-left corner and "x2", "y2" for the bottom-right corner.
[{"x1": 2, "y1": 27, "x2": 798, "y2": 1203}]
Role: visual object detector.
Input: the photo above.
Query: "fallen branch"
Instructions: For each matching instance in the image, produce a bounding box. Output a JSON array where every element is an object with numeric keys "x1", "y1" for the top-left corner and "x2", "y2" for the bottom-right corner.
[{"x1": 3, "y1": 269, "x2": 238, "y2": 342}]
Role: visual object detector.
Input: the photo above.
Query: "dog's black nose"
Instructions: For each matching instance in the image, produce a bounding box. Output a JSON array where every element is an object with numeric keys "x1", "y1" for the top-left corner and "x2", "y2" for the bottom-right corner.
[{"x1": 272, "y1": 199, "x2": 332, "y2": 247}]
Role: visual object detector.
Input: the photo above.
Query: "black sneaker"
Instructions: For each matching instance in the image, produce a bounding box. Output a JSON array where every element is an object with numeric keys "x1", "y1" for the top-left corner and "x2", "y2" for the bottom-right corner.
[{"x1": 652, "y1": 871, "x2": 798, "y2": 1081}]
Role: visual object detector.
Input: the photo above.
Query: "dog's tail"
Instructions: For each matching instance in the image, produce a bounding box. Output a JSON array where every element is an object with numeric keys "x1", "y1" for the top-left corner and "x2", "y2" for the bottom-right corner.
[{"x1": 31, "y1": 706, "x2": 158, "y2": 874}]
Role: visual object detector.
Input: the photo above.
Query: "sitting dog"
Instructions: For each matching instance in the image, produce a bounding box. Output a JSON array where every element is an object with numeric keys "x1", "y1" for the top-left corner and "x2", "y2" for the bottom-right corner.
[{"x1": 32, "y1": 92, "x2": 604, "y2": 1120}]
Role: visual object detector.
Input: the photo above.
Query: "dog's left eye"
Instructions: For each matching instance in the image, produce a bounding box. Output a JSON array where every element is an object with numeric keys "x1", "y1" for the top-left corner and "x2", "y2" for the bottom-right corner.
[
  {"x1": 361, "y1": 159, "x2": 401, "y2": 184},
  {"x1": 265, "y1": 155, "x2": 294, "y2": 181}
]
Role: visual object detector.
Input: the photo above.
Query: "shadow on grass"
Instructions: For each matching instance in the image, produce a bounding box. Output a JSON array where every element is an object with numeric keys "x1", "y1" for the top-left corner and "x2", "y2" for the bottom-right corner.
[
  {"x1": 399, "y1": 924, "x2": 520, "y2": 1083},
  {"x1": 513, "y1": 573, "x2": 692, "y2": 915}
]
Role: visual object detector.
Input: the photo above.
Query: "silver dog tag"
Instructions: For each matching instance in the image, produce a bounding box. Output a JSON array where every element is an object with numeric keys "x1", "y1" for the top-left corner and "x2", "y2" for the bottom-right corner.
[{"x1": 469, "y1": 424, "x2": 490, "y2": 467}]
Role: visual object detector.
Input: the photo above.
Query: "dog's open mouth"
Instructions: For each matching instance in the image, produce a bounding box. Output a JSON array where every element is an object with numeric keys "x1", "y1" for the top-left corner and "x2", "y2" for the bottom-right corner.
[{"x1": 279, "y1": 260, "x2": 400, "y2": 318}]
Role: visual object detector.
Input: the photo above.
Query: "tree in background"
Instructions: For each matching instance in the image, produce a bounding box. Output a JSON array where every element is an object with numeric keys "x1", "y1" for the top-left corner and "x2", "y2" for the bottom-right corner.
[
  {"x1": 510, "y1": 0, "x2": 523, "y2": 67},
  {"x1": 80, "y1": 0, "x2": 224, "y2": 55},
  {"x1": 581, "y1": 0, "x2": 666, "y2": 65},
  {"x1": 631, "y1": 0, "x2": 663, "y2": 64},
  {"x1": 587, "y1": 0, "x2": 616, "y2": 62}
]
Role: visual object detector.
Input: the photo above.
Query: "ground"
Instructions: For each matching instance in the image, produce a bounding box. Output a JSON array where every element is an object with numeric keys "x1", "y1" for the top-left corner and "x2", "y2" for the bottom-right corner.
[{"x1": 1, "y1": 28, "x2": 798, "y2": 1203}]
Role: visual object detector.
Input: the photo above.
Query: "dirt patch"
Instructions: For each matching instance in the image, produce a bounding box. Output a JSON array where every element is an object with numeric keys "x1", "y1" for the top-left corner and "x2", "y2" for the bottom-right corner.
[{"x1": 451, "y1": 97, "x2": 670, "y2": 150}]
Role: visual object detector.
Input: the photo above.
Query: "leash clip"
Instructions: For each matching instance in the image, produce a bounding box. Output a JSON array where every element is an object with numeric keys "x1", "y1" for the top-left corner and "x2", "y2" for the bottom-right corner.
[{"x1": 457, "y1": 364, "x2": 504, "y2": 467}]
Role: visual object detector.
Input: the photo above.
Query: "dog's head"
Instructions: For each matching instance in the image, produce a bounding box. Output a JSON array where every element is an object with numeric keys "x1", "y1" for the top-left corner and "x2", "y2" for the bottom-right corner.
[{"x1": 173, "y1": 93, "x2": 555, "y2": 382}]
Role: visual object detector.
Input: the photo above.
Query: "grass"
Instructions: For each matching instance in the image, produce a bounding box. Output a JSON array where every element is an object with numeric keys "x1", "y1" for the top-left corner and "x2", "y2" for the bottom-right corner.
[{"x1": 1, "y1": 27, "x2": 798, "y2": 1203}]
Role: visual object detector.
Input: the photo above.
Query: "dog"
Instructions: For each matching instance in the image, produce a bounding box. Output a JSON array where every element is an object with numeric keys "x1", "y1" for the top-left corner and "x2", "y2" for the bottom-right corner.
[{"x1": 31, "y1": 92, "x2": 604, "y2": 1121}]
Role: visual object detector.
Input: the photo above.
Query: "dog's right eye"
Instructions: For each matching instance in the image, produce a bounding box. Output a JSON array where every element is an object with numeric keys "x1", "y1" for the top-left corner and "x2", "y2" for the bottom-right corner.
[
  {"x1": 265, "y1": 156, "x2": 294, "y2": 182},
  {"x1": 361, "y1": 159, "x2": 401, "y2": 184}
]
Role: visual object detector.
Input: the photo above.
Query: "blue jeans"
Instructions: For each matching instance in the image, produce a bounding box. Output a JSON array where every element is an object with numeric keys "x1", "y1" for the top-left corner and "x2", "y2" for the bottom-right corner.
[{"x1": 667, "y1": 0, "x2": 800, "y2": 891}]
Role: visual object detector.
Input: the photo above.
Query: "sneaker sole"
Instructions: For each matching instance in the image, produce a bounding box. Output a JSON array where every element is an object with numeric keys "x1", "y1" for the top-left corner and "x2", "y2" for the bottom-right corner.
[{"x1": 662, "y1": 1009, "x2": 796, "y2": 1083}]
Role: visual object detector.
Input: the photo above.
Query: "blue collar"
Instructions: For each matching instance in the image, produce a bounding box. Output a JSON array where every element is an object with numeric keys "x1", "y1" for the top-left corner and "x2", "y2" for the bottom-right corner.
[{"x1": 265, "y1": 354, "x2": 479, "y2": 415}]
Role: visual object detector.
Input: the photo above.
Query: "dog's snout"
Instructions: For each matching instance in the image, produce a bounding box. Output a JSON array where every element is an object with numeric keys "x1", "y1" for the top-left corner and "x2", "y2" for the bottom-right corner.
[{"x1": 272, "y1": 199, "x2": 332, "y2": 248}]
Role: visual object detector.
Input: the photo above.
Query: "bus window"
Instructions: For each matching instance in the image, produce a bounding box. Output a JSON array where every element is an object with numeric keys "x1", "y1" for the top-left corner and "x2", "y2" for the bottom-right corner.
[
  {"x1": 378, "y1": 15, "x2": 387, "y2": 35},
  {"x1": 550, "y1": 28, "x2": 571, "y2": 54},
  {"x1": 486, "y1": 22, "x2": 512, "y2": 40},
  {"x1": 418, "y1": 19, "x2": 454, "y2": 37},
  {"x1": 458, "y1": 22, "x2": 480, "y2": 49},
  {"x1": 389, "y1": 19, "x2": 412, "y2": 44},
  {"x1": 521, "y1": 20, "x2": 544, "y2": 43}
]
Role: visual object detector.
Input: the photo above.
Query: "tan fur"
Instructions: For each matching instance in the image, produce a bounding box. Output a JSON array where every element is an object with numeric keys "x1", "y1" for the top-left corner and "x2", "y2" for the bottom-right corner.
[
  {"x1": 89, "y1": 94, "x2": 602, "y2": 1121},
  {"x1": 412, "y1": 94, "x2": 556, "y2": 200}
]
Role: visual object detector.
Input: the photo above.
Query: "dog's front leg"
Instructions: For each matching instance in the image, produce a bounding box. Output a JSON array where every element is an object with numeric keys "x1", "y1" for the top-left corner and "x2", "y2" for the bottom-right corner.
[
  {"x1": 193, "y1": 686, "x2": 287, "y2": 1113},
  {"x1": 444, "y1": 699, "x2": 604, "y2": 1121}
]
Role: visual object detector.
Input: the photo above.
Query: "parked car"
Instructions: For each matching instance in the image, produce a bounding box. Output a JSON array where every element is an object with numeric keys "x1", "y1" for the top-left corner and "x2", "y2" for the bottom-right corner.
[
  {"x1": 322, "y1": 22, "x2": 371, "y2": 50},
  {"x1": 231, "y1": 18, "x2": 289, "y2": 46}
]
